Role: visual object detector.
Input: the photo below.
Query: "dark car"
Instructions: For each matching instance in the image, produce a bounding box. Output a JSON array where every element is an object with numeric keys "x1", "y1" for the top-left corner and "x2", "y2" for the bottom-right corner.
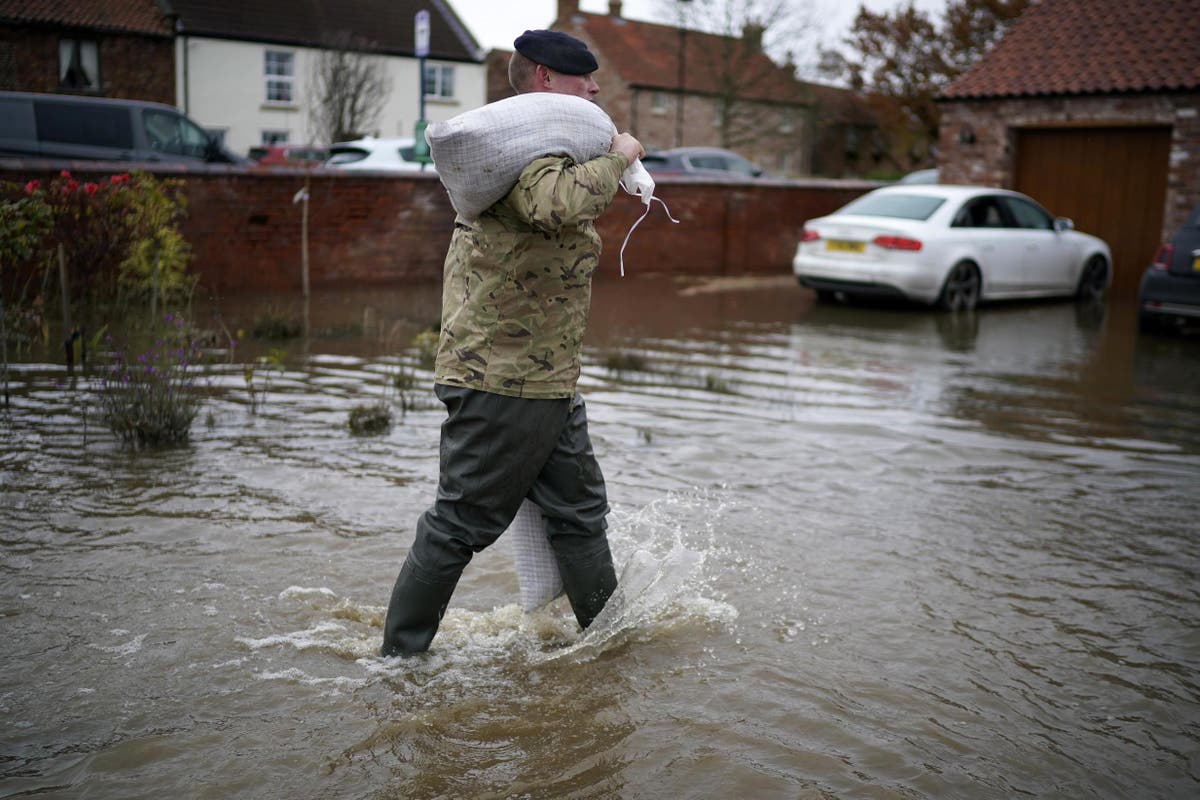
[
  {"x1": 1138, "y1": 204, "x2": 1200, "y2": 333},
  {"x1": 642, "y1": 146, "x2": 765, "y2": 180},
  {"x1": 0, "y1": 90, "x2": 245, "y2": 165}
]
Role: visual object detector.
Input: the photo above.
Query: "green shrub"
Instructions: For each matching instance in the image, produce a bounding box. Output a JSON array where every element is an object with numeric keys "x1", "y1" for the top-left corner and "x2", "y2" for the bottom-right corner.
[{"x1": 0, "y1": 171, "x2": 192, "y2": 330}]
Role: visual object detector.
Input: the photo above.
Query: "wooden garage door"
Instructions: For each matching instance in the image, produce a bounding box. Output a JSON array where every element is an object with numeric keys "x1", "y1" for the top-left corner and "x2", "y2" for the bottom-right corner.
[{"x1": 1014, "y1": 127, "x2": 1171, "y2": 298}]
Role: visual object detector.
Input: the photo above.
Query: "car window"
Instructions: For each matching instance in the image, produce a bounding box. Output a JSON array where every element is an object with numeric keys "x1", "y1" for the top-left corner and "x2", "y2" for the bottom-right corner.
[
  {"x1": 397, "y1": 145, "x2": 416, "y2": 161},
  {"x1": 840, "y1": 193, "x2": 946, "y2": 221},
  {"x1": 642, "y1": 155, "x2": 669, "y2": 169},
  {"x1": 143, "y1": 109, "x2": 209, "y2": 158},
  {"x1": 951, "y1": 197, "x2": 1010, "y2": 228},
  {"x1": 688, "y1": 155, "x2": 729, "y2": 171},
  {"x1": 1001, "y1": 196, "x2": 1053, "y2": 230},
  {"x1": 35, "y1": 101, "x2": 134, "y2": 149},
  {"x1": 326, "y1": 147, "x2": 369, "y2": 165},
  {"x1": 0, "y1": 98, "x2": 36, "y2": 138}
]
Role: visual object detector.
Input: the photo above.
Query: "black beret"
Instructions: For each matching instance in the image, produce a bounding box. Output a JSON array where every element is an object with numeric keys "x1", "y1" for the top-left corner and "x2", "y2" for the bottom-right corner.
[{"x1": 513, "y1": 29, "x2": 598, "y2": 75}]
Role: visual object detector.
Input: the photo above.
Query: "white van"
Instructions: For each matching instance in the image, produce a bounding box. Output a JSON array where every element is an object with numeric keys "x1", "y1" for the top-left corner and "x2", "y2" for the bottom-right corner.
[{"x1": 0, "y1": 91, "x2": 244, "y2": 164}]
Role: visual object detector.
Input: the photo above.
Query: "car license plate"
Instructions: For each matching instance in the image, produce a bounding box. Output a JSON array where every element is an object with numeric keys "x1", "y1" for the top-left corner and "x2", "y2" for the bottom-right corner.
[{"x1": 826, "y1": 240, "x2": 865, "y2": 254}]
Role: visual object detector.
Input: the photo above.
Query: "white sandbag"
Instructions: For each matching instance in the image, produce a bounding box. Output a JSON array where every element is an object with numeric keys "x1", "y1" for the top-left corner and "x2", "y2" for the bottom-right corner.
[
  {"x1": 425, "y1": 92, "x2": 617, "y2": 222},
  {"x1": 510, "y1": 499, "x2": 564, "y2": 612}
]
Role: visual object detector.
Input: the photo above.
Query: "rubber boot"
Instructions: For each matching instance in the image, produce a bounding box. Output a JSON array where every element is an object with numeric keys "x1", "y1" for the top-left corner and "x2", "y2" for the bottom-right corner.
[
  {"x1": 379, "y1": 559, "x2": 460, "y2": 657},
  {"x1": 554, "y1": 540, "x2": 617, "y2": 630}
]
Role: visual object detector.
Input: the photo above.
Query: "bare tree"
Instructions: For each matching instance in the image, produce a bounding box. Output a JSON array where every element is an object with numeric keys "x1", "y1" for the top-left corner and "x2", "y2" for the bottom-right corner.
[
  {"x1": 308, "y1": 32, "x2": 392, "y2": 144},
  {"x1": 659, "y1": 0, "x2": 817, "y2": 151}
]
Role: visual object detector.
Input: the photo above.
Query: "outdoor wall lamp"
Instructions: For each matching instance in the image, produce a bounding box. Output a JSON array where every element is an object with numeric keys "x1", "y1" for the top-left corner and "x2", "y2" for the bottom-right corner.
[{"x1": 958, "y1": 124, "x2": 977, "y2": 145}]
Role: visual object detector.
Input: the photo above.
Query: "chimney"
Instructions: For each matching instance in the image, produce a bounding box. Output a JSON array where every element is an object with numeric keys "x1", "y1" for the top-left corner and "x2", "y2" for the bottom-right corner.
[
  {"x1": 609, "y1": 1, "x2": 623, "y2": 17},
  {"x1": 558, "y1": 0, "x2": 580, "y2": 21},
  {"x1": 742, "y1": 22, "x2": 764, "y2": 51}
]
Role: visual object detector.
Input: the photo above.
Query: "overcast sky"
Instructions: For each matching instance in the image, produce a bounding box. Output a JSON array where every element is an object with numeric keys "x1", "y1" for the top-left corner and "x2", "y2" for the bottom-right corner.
[{"x1": 447, "y1": 0, "x2": 950, "y2": 76}]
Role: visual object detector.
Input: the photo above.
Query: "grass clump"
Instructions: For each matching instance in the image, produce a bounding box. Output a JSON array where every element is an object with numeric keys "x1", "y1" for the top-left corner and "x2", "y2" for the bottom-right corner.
[
  {"x1": 348, "y1": 402, "x2": 394, "y2": 436},
  {"x1": 604, "y1": 351, "x2": 650, "y2": 375}
]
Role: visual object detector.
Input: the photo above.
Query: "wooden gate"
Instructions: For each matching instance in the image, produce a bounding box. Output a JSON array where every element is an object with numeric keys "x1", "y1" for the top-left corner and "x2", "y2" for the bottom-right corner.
[{"x1": 1014, "y1": 127, "x2": 1171, "y2": 298}]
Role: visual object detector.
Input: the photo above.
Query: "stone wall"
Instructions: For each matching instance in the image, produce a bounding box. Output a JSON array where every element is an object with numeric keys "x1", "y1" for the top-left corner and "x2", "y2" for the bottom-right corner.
[
  {"x1": 938, "y1": 92, "x2": 1200, "y2": 239},
  {"x1": 0, "y1": 161, "x2": 876, "y2": 294}
]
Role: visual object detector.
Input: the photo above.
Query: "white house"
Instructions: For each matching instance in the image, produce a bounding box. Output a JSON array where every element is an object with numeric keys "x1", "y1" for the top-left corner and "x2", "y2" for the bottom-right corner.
[{"x1": 164, "y1": 0, "x2": 485, "y2": 157}]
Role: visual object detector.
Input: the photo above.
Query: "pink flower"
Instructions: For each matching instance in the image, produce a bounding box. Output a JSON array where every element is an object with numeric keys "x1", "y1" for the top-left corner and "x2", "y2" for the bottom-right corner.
[
  {"x1": 59, "y1": 170, "x2": 71, "y2": 178},
  {"x1": 62, "y1": 180, "x2": 79, "y2": 195},
  {"x1": 110, "y1": 173, "x2": 131, "y2": 185},
  {"x1": 84, "y1": 182, "x2": 100, "y2": 195},
  {"x1": 23, "y1": 180, "x2": 40, "y2": 194}
]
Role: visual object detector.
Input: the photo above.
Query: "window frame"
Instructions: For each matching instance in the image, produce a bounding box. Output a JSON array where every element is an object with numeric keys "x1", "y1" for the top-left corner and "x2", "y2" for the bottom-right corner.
[
  {"x1": 264, "y1": 49, "x2": 296, "y2": 106},
  {"x1": 423, "y1": 63, "x2": 455, "y2": 100},
  {"x1": 58, "y1": 37, "x2": 101, "y2": 92}
]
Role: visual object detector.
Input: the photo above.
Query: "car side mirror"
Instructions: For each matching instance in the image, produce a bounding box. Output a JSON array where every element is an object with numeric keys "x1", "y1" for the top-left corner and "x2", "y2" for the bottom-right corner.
[{"x1": 1054, "y1": 217, "x2": 1074, "y2": 232}]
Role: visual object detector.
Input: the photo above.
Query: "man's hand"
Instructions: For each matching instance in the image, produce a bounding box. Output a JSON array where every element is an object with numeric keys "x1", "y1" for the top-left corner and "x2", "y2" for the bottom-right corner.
[{"x1": 609, "y1": 132, "x2": 645, "y2": 168}]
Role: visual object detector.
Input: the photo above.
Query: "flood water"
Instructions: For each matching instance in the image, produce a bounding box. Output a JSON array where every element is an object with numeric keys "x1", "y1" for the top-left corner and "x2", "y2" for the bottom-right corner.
[{"x1": 2, "y1": 276, "x2": 1199, "y2": 799}]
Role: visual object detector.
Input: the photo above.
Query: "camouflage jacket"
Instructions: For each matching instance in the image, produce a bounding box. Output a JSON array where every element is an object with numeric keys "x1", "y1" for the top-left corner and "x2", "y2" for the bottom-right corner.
[{"x1": 433, "y1": 152, "x2": 626, "y2": 399}]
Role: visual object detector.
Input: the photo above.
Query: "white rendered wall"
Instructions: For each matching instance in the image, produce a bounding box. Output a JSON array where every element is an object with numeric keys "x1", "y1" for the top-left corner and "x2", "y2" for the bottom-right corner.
[{"x1": 175, "y1": 36, "x2": 485, "y2": 157}]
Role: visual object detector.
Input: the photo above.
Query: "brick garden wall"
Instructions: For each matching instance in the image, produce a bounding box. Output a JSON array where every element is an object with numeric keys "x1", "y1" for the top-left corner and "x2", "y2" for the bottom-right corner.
[{"x1": 1, "y1": 161, "x2": 877, "y2": 294}]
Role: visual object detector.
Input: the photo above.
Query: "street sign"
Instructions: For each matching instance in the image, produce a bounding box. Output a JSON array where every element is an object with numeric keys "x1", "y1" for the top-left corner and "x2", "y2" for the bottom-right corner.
[
  {"x1": 415, "y1": 10, "x2": 430, "y2": 58},
  {"x1": 413, "y1": 120, "x2": 431, "y2": 164}
]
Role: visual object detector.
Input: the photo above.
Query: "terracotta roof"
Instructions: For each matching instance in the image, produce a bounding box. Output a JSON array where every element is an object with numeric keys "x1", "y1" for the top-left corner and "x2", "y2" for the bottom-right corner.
[
  {"x1": 943, "y1": 0, "x2": 1200, "y2": 99},
  {"x1": 561, "y1": 12, "x2": 808, "y2": 105},
  {"x1": 166, "y1": 0, "x2": 480, "y2": 61},
  {"x1": 0, "y1": 0, "x2": 171, "y2": 36}
]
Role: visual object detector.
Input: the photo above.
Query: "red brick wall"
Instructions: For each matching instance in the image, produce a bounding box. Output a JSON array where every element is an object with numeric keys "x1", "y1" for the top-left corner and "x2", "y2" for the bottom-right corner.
[
  {"x1": 0, "y1": 161, "x2": 876, "y2": 293},
  {"x1": 0, "y1": 26, "x2": 174, "y2": 104}
]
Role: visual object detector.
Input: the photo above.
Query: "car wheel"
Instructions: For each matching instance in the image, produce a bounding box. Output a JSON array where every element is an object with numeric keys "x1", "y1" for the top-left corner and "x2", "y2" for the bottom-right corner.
[
  {"x1": 1075, "y1": 255, "x2": 1108, "y2": 302},
  {"x1": 938, "y1": 262, "x2": 980, "y2": 312},
  {"x1": 814, "y1": 289, "x2": 838, "y2": 304}
]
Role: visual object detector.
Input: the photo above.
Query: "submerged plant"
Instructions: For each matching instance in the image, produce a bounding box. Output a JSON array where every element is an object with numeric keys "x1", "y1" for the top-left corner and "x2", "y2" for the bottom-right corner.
[
  {"x1": 605, "y1": 350, "x2": 650, "y2": 375},
  {"x1": 95, "y1": 316, "x2": 204, "y2": 448},
  {"x1": 348, "y1": 401, "x2": 394, "y2": 436},
  {"x1": 243, "y1": 347, "x2": 287, "y2": 415},
  {"x1": 411, "y1": 329, "x2": 439, "y2": 370}
]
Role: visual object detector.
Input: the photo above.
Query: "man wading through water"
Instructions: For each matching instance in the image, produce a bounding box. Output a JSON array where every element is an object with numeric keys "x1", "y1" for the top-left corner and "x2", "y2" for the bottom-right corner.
[{"x1": 380, "y1": 30, "x2": 645, "y2": 656}]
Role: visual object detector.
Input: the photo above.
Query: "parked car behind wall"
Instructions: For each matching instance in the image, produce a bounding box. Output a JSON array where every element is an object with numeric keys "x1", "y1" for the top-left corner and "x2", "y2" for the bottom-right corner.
[
  {"x1": 0, "y1": 91, "x2": 244, "y2": 164},
  {"x1": 323, "y1": 137, "x2": 432, "y2": 173},
  {"x1": 1137, "y1": 204, "x2": 1200, "y2": 333},
  {"x1": 642, "y1": 146, "x2": 765, "y2": 180}
]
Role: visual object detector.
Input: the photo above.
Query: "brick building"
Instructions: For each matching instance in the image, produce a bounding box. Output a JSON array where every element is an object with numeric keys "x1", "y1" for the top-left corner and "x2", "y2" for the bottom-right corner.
[
  {"x1": 487, "y1": 0, "x2": 875, "y2": 178},
  {"x1": 0, "y1": 0, "x2": 174, "y2": 104},
  {"x1": 936, "y1": 0, "x2": 1200, "y2": 298}
]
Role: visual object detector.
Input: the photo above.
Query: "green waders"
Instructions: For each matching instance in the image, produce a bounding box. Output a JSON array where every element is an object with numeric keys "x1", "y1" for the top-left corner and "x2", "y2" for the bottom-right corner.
[{"x1": 380, "y1": 386, "x2": 617, "y2": 656}]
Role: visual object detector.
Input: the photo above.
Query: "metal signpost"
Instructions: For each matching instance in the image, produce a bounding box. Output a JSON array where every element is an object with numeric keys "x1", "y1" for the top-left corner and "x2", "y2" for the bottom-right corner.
[{"x1": 413, "y1": 9, "x2": 431, "y2": 167}]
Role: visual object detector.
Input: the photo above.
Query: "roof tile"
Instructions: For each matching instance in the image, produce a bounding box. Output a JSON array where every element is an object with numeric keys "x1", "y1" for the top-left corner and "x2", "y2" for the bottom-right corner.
[
  {"x1": 0, "y1": 0, "x2": 171, "y2": 36},
  {"x1": 942, "y1": 0, "x2": 1200, "y2": 99},
  {"x1": 562, "y1": 12, "x2": 808, "y2": 105}
]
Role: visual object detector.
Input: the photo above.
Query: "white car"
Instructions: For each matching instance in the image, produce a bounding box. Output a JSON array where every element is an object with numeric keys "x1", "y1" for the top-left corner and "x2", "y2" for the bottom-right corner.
[
  {"x1": 792, "y1": 185, "x2": 1111, "y2": 311},
  {"x1": 323, "y1": 136, "x2": 434, "y2": 173}
]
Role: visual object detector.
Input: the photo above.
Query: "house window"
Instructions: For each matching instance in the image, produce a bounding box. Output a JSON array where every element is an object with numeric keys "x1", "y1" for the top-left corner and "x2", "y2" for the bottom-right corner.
[
  {"x1": 264, "y1": 50, "x2": 295, "y2": 104},
  {"x1": 780, "y1": 109, "x2": 796, "y2": 134},
  {"x1": 651, "y1": 91, "x2": 669, "y2": 114},
  {"x1": 423, "y1": 64, "x2": 455, "y2": 99},
  {"x1": 59, "y1": 38, "x2": 100, "y2": 91},
  {"x1": 261, "y1": 130, "x2": 289, "y2": 145}
]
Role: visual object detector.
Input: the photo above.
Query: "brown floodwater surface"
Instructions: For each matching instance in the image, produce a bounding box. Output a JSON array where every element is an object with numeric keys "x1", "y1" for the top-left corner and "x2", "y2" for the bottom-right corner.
[{"x1": 2, "y1": 276, "x2": 1198, "y2": 798}]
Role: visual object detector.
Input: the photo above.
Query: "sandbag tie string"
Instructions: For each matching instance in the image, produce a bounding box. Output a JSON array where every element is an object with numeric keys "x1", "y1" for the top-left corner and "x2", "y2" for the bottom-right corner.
[{"x1": 618, "y1": 196, "x2": 680, "y2": 277}]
